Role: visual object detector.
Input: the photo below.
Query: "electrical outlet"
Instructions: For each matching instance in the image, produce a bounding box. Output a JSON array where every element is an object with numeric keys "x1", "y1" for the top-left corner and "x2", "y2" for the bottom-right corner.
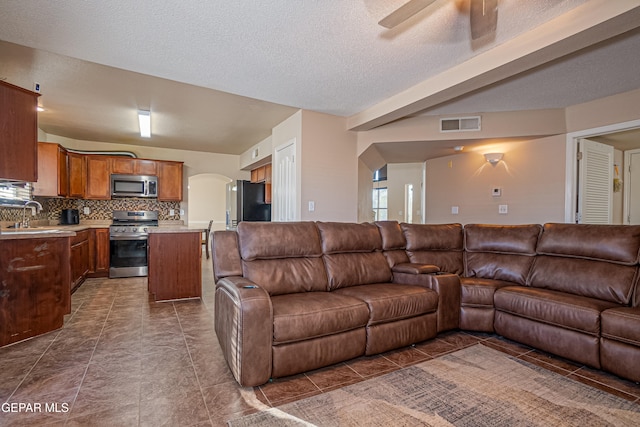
[
  {"x1": 308, "y1": 201, "x2": 315, "y2": 212},
  {"x1": 83, "y1": 207, "x2": 90, "y2": 215},
  {"x1": 169, "y1": 209, "x2": 175, "y2": 216},
  {"x1": 451, "y1": 206, "x2": 459, "y2": 215},
  {"x1": 499, "y1": 205, "x2": 508, "y2": 214}
]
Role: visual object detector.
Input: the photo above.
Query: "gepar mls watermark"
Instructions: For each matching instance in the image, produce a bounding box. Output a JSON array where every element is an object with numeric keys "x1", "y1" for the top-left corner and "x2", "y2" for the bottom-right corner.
[{"x1": 2, "y1": 402, "x2": 69, "y2": 413}]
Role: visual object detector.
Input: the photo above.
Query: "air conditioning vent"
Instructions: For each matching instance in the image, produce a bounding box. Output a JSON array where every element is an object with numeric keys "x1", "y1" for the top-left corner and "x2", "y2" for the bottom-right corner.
[{"x1": 440, "y1": 116, "x2": 481, "y2": 132}]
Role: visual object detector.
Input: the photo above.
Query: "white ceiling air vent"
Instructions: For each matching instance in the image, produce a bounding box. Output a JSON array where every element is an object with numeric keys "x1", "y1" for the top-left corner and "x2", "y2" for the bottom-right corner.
[{"x1": 440, "y1": 116, "x2": 481, "y2": 133}]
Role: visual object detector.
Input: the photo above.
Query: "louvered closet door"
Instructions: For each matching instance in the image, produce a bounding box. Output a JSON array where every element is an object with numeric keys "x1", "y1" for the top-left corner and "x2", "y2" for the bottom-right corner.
[{"x1": 577, "y1": 138, "x2": 613, "y2": 224}]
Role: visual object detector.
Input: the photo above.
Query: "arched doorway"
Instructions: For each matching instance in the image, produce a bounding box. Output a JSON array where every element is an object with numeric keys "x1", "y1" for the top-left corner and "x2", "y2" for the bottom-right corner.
[{"x1": 187, "y1": 173, "x2": 232, "y2": 232}]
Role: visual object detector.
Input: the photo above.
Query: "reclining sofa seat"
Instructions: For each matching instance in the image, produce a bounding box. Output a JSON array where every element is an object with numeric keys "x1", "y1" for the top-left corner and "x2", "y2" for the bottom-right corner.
[
  {"x1": 494, "y1": 223, "x2": 640, "y2": 370},
  {"x1": 212, "y1": 221, "x2": 440, "y2": 387},
  {"x1": 461, "y1": 224, "x2": 542, "y2": 332}
]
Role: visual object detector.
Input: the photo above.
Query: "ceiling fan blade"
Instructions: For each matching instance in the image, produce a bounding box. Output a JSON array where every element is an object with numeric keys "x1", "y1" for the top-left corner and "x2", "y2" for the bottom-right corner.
[
  {"x1": 378, "y1": 0, "x2": 438, "y2": 29},
  {"x1": 470, "y1": 0, "x2": 498, "y2": 40}
]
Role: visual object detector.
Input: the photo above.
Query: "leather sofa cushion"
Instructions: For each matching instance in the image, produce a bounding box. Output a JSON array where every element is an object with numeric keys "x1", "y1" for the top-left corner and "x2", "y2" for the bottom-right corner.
[
  {"x1": 243, "y1": 257, "x2": 328, "y2": 295},
  {"x1": 375, "y1": 221, "x2": 406, "y2": 250},
  {"x1": 601, "y1": 307, "x2": 640, "y2": 346},
  {"x1": 392, "y1": 263, "x2": 440, "y2": 274},
  {"x1": 402, "y1": 223, "x2": 464, "y2": 251},
  {"x1": 324, "y1": 252, "x2": 392, "y2": 290},
  {"x1": 465, "y1": 224, "x2": 541, "y2": 254},
  {"x1": 495, "y1": 286, "x2": 619, "y2": 335},
  {"x1": 460, "y1": 277, "x2": 514, "y2": 306},
  {"x1": 334, "y1": 283, "x2": 438, "y2": 325},
  {"x1": 238, "y1": 221, "x2": 322, "y2": 261},
  {"x1": 317, "y1": 221, "x2": 382, "y2": 254},
  {"x1": 211, "y1": 230, "x2": 242, "y2": 281},
  {"x1": 466, "y1": 253, "x2": 535, "y2": 285},
  {"x1": 528, "y1": 256, "x2": 636, "y2": 305},
  {"x1": 537, "y1": 223, "x2": 640, "y2": 265},
  {"x1": 271, "y1": 292, "x2": 369, "y2": 345}
]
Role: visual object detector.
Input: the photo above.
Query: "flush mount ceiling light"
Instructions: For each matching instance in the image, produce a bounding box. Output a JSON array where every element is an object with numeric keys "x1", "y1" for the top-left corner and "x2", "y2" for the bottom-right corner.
[
  {"x1": 138, "y1": 110, "x2": 151, "y2": 138},
  {"x1": 484, "y1": 152, "x2": 503, "y2": 165}
]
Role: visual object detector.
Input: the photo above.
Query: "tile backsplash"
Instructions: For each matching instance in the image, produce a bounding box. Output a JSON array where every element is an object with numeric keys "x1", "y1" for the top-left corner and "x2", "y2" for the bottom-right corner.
[{"x1": 0, "y1": 198, "x2": 181, "y2": 224}]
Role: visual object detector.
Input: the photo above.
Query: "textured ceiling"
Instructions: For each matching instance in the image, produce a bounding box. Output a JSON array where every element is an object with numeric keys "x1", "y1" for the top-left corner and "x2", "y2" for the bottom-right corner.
[{"x1": 0, "y1": 0, "x2": 638, "y2": 156}]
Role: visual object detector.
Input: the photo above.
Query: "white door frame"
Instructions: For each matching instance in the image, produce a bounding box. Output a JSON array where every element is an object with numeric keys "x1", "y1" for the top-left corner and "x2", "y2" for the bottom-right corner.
[
  {"x1": 564, "y1": 119, "x2": 640, "y2": 223},
  {"x1": 623, "y1": 148, "x2": 640, "y2": 225}
]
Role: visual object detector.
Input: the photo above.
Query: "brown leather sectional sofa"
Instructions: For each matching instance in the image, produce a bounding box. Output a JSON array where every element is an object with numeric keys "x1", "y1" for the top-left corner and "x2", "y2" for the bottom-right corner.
[{"x1": 212, "y1": 221, "x2": 640, "y2": 386}]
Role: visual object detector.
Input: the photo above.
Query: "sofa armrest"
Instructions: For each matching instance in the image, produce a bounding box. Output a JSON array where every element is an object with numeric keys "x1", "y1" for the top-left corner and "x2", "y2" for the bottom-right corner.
[
  {"x1": 392, "y1": 270, "x2": 461, "y2": 332},
  {"x1": 215, "y1": 276, "x2": 273, "y2": 387},
  {"x1": 392, "y1": 262, "x2": 440, "y2": 274}
]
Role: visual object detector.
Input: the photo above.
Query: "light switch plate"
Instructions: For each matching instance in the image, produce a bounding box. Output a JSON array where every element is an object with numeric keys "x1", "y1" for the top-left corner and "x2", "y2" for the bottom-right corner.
[{"x1": 451, "y1": 206, "x2": 459, "y2": 215}]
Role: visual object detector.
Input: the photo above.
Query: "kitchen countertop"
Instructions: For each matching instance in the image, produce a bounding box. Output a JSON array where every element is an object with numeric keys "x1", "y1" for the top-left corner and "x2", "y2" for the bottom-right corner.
[{"x1": 0, "y1": 221, "x2": 194, "y2": 240}]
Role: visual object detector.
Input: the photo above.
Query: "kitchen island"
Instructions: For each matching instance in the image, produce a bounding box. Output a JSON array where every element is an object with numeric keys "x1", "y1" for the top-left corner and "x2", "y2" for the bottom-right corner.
[{"x1": 147, "y1": 227, "x2": 202, "y2": 301}]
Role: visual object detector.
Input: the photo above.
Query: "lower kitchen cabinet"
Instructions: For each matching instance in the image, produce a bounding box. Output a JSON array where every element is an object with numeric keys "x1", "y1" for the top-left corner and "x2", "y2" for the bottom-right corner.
[
  {"x1": 88, "y1": 228, "x2": 110, "y2": 277},
  {"x1": 0, "y1": 237, "x2": 70, "y2": 346},
  {"x1": 70, "y1": 230, "x2": 90, "y2": 292},
  {"x1": 148, "y1": 231, "x2": 201, "y2": 301}
]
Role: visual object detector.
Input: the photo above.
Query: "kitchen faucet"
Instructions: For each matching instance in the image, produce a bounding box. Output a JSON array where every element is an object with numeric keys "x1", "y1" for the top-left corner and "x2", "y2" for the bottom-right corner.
[{"x1": 22, "y1": 200, "x2": 43, "y2": 228}]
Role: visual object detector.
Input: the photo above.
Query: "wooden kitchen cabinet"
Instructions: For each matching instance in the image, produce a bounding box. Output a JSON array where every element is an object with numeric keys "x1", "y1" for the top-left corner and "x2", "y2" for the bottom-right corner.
[
  {"x1": 110, "y1": 157, "x2": 157, "y2": 176},
  {"x1": 85, "y1": 155, "x2": 111, "y2": 199},
  {"x1": 0, "y1": 81, "x2": 39, "y2": 182},
  {"x1": 34, "y1": 142, "x2": 69, "y2": 197},
  {"x1": 88, "y1": 228, "x2": 110, "y2": 277},
  {"x1": 158, "y1": 160, "x2": 183, "y2": 201},
  {"x1": 70, "y1": 230, "x2": 90, "y2": 292},
  {"x1": 68, "y1": 152, "x2": 86, "y2": 198},
  {"x1": 0, "y1": 237, "x2": 70, "y2": 346},
  {"x1": 148, "y1": 231, "x2": 201, "y2": 301}
]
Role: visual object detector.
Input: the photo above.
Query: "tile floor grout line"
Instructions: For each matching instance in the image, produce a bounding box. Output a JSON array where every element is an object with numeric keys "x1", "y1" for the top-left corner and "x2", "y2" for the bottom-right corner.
[
  {"x1": 65, "y1": 289, "x2": 118, "y2": 424},
  {"x1": 3, "y1": 328, "x2": 64, "y2": 405},
  {"x1": 171, "y1": 300, "x2": 214, "y2": 426}
]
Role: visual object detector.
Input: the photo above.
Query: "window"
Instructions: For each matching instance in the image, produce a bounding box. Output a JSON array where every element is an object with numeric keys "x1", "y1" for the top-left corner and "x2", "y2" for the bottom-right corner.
[
  {"x1": 0, "y1": 181, "x2": 33, "y2": 207},
  {"x1": 373, "y1": 187, "x2": 387, "y2": 221}
]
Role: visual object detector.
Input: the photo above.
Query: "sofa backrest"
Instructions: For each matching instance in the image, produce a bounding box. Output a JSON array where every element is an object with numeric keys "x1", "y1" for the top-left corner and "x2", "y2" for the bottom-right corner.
[
  {"x1": 529, "y1": 223, "x2": 640, "y2": 305},
  {"x1": 375, "y1": 220, "x2": 410, "y2": 268},
  {"x1": 401, "y1": 223, "x2": 464, "y2": 274},
  {"x1": 317, "y1": 221, "x2": 392, "y2": 290},
  {"x1": 236, "y1": 221, "x2": 328, "y2": 295},
  {"x1": 465, "y1": 224, "x2": 542, "y2": 285},
  {"x1": 211, "y1": 230, "x2": 243, "y2": 282}
]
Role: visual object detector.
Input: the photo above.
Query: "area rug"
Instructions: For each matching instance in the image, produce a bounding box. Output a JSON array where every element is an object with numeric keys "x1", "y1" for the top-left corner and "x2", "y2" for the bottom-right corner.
[{"x1": 228, "y1": 344, "x2": 640, "y2": 426}]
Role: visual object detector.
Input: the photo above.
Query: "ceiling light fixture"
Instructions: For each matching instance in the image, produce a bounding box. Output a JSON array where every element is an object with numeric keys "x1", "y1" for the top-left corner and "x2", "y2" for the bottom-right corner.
[
  {"x1": 138, "y1": 110, "x2": 151, "y2": 138},
  {"x1": 484, "y1": 152, "x2": 503, "y2": 165}
]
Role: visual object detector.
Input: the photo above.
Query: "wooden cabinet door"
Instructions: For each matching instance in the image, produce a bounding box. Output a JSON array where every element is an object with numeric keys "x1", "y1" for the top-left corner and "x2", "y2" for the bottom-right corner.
[
  {"x1": 148, "y1": 232, "x2": 201, "y2": 301},
  {"x1": 70, "y1": 231, "x2": 90, "y2": 291},
  {"x1": 158, "y1": 161, "x2": 183, "y2": 201},
  {"x1": 134, "y1": 159, "x2": 157, "y2": 175},
  {"x1": 94, "y1": 228, "x2": 110, "y2": 274},
  {"x1": 111, "y1": 157, "x2": 134, "y2": 174},
  {"x1": 85, "y1": 155, "x2": 111, "y2": 199},
  {"x1": 34, "y1": 143, "x2": 68, "y2": 197},
  {"x1": 0, "y1": 81, "x2": 39, "y2": 182},
  {"x1": 68, "y1": 152, "x2": 86, "y2": 198}
]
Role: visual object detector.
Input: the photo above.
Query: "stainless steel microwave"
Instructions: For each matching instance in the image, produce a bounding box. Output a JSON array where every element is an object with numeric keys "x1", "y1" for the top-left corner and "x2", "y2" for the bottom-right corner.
[{"x1": 111, "y1": 174, "x2": 158, "y2": 198}]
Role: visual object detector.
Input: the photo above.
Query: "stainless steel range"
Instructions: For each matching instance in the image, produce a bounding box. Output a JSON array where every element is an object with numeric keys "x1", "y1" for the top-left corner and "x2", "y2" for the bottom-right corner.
[{"x1": 109, "y1": 210, "x2": 158, "y2": 278}]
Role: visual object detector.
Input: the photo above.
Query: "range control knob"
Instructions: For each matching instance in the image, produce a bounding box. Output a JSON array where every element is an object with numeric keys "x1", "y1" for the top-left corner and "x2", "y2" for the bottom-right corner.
[
  {"x1": 132, "y1": 227, "x2": 138, "y2": 232},
  {"x1": 143, "y1": 227, "x2": 148, "y2": 232}
]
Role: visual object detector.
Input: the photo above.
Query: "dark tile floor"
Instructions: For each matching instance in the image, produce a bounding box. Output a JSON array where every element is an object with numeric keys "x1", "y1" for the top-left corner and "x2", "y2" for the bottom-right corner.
[{"x1": 1, "y1": 257, "x2": 639, "y2": 426}]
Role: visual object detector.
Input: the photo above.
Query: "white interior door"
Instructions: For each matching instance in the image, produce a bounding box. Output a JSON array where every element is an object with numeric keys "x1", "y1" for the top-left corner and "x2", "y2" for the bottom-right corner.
[
  {"x1": 624, "y1": 149, "x2": 640, "y2": 224},
  {"x1": 273, "y1": 139, "x2": 297, "y2": 222},
  {"x1": 577, "y1": 138, "x2": 614, "y2": 224}
]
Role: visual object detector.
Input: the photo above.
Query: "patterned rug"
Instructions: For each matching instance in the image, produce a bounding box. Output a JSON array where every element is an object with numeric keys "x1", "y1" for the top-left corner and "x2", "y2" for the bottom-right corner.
[{"x1": 228, "y1": 344, "x2": 640, "y2": 426}]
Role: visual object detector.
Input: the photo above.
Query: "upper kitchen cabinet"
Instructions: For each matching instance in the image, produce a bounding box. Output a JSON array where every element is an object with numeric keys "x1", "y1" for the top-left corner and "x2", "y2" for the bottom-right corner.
[
  {"x1": 34, "y1": 142, "x2": 69, "y2": 197},
  {"x1": 0, "y1": 81, "x2": 40, "y2": 181},
  {"x1": 67, "y1": 152, "x2": 86, "y2": 198},
  {"x1": 158, "y1": 161, "x2": 183, "y2": 201},
  {"x1": 85, "y1": 155, "x2": 111, "y2": 199},
  {"x1": 111, "y1": 157, "x2": 157, "y2": 176}
]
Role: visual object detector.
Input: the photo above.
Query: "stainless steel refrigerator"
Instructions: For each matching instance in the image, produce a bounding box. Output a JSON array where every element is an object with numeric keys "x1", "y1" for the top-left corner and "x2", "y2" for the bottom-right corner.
[{"x1": 226, "y1": 180, "x2": 271, "y2": 229}]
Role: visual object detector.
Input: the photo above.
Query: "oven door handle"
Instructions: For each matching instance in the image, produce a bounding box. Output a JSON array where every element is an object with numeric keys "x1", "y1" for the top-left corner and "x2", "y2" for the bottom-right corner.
[{"x1": 110, "y1": 234, "x2": 148, "y2": 241}]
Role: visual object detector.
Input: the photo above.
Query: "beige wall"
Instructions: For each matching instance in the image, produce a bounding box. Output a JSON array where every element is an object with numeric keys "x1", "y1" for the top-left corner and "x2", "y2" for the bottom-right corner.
[
  {"x1": 566, "y1": 88, "x2": 640, "y2": 133},
  {"x1": 300, "y1": 110, "x2": 358, "y2": 222},
  {"x1": 425, "y1": 136, "x2": 567, "y2": 224},
  {"x1": 386, "y1": 163, "x2": 423, "y2": 223},
  {"x1": 358, "y1": 159, "x2": 374, "y2": 223},
  {"x1": 187, "y1": 173, "x2": 230, "y2": 231}
]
